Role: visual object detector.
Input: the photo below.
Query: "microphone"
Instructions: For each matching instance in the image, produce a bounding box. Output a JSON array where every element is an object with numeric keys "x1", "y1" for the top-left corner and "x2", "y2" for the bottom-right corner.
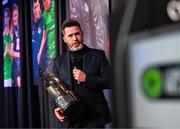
[
  {"x1": 71, "y1": 53, "x2": 79, "y2": 68},
  {"x1": 71, "y1": 53, "x2": 80, "y2": 84}
]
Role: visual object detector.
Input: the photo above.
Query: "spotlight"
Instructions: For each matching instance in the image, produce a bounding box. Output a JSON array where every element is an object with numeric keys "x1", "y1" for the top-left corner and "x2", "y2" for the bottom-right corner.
[{"x1": 167, "y1": 0, "x2": 180, "y2": 21}]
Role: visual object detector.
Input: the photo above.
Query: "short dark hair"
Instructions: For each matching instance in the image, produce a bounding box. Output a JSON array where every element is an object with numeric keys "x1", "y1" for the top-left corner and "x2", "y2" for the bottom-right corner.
[{"x1": 61, "y1": 19, "x2": 81, "y2": 35}]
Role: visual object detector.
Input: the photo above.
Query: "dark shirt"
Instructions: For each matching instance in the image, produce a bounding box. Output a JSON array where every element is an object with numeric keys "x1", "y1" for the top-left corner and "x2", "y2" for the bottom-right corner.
[{"x1": 70, "y1": 46, "x2": 86, "y2": 89}]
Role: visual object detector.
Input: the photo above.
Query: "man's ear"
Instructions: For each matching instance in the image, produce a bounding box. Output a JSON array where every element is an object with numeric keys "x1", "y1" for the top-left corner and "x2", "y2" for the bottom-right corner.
[{"x1": 63, "y1": 37, "x2": 67, "y2": 43}]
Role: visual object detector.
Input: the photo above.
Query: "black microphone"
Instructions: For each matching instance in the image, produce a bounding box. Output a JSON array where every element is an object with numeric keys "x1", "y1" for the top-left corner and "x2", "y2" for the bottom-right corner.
[
  {"x1": 71, "y1": 53, "x2": 80, "y2": 84},
  {"x1": 71, "y1": 53, "x2": 78, "y2": 68}
]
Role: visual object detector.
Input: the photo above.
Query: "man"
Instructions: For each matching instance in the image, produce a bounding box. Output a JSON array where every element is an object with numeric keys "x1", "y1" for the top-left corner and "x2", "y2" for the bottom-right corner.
[
  {"x1": 10, "y1": 4, "x2": 21, "y2": 87},
  {"x1": 53, "y1": 19, "x2": 111, "y2": 128},
  {"x1": 37, "y1": 0, "x2": 55, "y2": 73},
  {"x1": 3, "y1": 8, "x2": 12, "y2": 87},
  {"x1": 32, "y1": 0, "x2": 47, "y2": 85}
]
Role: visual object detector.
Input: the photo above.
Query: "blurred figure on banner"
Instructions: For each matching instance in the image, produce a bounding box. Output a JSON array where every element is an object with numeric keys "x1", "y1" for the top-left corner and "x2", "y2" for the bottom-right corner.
[
  {"x1": 53, "y1": 19, "x2": 112, "y2": 128},
  {"x1": 10, "y1": 4, "x2": 21, "y2": 87},
  {"x1": 37, "y1": 0, "x2": 55, "y2": 74},
  {"x1": 69, "y1": 0, "x2": 109, "y2": 52},
  {"x1": 3, "y1": 8, "x2": 12, "y2": 87},
  {"x1": 32, "y1": 0, "x2": 47, "y2": 85}
]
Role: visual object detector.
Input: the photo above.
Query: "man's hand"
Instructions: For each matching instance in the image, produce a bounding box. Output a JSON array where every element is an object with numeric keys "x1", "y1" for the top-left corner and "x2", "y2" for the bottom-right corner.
[
  {"x1": 54, "y1": 107, "x2": 69, "y2": 123},
  {"x1": 73, "y1": 67, "x2": 86, "y2": 83}
]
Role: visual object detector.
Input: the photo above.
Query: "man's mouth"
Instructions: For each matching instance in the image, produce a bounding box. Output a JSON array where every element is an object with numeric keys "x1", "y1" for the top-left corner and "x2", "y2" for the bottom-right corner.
[{"x1": 73, "y1": 43, "x2": 79, "y2": 47}]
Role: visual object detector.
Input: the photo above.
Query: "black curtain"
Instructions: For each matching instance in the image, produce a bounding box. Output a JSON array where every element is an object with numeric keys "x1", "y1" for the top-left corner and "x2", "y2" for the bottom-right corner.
[{"x1": 0, "y1": 1, "x2": 4, "y2": 127}]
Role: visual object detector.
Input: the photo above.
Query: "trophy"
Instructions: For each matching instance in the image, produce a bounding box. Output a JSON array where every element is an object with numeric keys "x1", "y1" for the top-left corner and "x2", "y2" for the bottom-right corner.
[{"x1": 39, "y1": 68, "x2": 86, "y2": 121}]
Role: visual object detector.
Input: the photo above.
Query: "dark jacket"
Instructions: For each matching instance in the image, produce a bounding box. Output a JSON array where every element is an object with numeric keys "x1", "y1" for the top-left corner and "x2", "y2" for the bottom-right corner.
[{"x1": 53, "y1": 45, "x2": 111, "y2": 127}]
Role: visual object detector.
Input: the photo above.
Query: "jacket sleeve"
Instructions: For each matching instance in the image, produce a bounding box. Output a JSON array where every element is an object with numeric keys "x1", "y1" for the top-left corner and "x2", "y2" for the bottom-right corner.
[{"x1": 85, "y1": 51, "x2": 111, "y2": 89}]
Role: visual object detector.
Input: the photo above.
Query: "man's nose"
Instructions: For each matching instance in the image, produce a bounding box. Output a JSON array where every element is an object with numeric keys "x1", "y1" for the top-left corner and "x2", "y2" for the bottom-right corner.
[{"x1": 72, "y1": 35, "x2": 77, "y2": 40}]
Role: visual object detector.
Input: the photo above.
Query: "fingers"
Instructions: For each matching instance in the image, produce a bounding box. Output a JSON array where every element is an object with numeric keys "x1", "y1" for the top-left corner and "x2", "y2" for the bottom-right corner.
[
  {"x1": 73, "y1": 68, "x2": 81, "y2": 84},
  {"x1": 55, "y1": 107, "x2": 62, "y2": 113},
  {"x1": 73, "y1": 68, "x2": 86, "y2": 83},
  {"x1": 73, "y1": 67, "x2": 79, "y2": 80},
  {"x1": 54, "y1": 107, "x2": 63, "y2": 120},
  {"x1": 72, "y1": 67, "x2": 78, "y2": 74},
  {"x1": 54, "y1": 107, "x2": 69, "y2": 122}
]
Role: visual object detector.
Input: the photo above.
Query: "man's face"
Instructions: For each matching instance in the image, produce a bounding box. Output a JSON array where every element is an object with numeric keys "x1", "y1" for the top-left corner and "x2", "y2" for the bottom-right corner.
[
  {"x1": 13, "y1": 9, "x2": 18, "y2": 26},
  {"x1": 33, "y1": 1, "x2": 40, "y2": 20},
  {"x1": 43, "y1": 0, "x2": 50, "y2": 11},
  {"x1": 63, "y1": 26, "x2": 83, "y2": 51}
]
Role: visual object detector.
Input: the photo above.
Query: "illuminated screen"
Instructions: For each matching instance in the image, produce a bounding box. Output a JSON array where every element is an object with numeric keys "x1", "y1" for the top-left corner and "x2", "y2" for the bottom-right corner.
[
  {"x1": 3, "y1": 0, "x2": 21, "y2": 87},
  {"x1": 128, "y1": 24, "x2": 180, "y2": 127},
  {"x1": 31, "y1": 0, "x2": 56, "y2": 85},
  {"x1": 129, "y1": 25, "x2": 180, "y2": 99}
]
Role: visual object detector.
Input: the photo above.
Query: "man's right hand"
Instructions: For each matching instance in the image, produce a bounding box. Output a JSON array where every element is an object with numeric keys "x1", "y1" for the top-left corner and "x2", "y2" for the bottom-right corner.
[{"x1": 54, "y1": 107, "x2": 69, "y2": 123}]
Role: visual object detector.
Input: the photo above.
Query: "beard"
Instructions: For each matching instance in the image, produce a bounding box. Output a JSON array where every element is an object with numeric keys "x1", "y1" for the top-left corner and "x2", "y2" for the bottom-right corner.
[{"x1": 69, "y1": 43, "x2": 84, "y2": 52}]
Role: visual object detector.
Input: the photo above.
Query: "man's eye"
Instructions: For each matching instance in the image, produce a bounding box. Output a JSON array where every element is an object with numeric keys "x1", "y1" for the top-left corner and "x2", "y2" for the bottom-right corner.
[
  {"x1": 75, "y1": 32, "x2": 80, "y2": 35},
  {"x1": 68, "y1": 35, "x2": 73, "y2": 37}
]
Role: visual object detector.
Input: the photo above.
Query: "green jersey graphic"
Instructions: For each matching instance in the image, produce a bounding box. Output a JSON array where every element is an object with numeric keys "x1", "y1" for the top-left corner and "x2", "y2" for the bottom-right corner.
[
  {"x1": 43, "y1": 1, "x2": 55, "y2": 59},
  {"x1": 3, "y1": 33, "x2": 12, "y2": 80}
]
